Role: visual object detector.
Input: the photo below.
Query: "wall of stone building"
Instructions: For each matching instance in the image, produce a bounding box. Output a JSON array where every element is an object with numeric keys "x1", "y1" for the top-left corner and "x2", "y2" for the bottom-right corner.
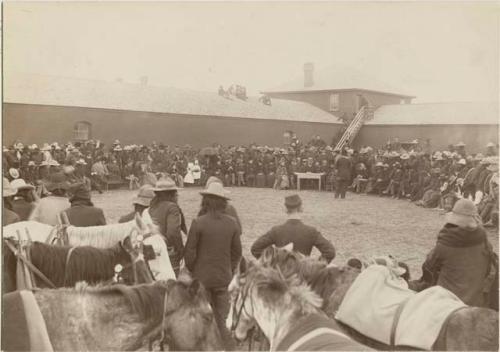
[{"x1": 3, "y1": 103, "x2": 343, "y2": 147}]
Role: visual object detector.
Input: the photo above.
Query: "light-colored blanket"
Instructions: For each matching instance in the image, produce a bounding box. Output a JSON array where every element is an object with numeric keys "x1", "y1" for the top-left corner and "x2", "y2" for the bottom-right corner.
[
  {"x1": 336, "y1": 265, "x2": 466, "y2": 350},
  {"x1": 396, "y1": 286, "x2": 466, "y2": 350}
]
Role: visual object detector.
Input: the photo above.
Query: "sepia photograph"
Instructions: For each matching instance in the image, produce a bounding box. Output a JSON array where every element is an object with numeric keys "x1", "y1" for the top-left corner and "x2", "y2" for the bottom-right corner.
[{"x1": 1, "y1": 1, "x2": 499, "y2": 351}]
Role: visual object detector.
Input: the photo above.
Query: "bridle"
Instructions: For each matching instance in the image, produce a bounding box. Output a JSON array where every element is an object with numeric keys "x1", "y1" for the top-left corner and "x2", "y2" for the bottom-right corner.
[{"x1": 230, "y1": 277, "x2": 258, "y2": 351}]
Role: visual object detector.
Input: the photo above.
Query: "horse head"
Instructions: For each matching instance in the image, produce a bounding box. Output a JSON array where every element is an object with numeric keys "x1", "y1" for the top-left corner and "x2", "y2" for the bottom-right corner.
[
  {"x1": 349, "y1": 255, "x2": 411, "y2": 282},
  {"x1": 227, "y1": 260, "x2": 322, "y2": 345},
  {"x1": 161, "y1": 274, "x2": 222, "y2": 351}
]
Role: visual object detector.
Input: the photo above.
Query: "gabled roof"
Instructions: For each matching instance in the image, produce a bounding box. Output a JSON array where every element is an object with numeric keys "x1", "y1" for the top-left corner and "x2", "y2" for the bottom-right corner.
[
  {"x1": 4, "y1": 73, "x2": 342, "y2": 125},
  {"x1": 367, "y1": 102, "x2": 499, "y2": 125},
  {"x1": 261, "y1": 65, "x2": 415, "y2": 98}
]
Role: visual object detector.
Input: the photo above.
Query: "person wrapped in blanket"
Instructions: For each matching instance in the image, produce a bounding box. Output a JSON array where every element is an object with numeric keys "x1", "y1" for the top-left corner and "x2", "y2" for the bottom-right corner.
[{"x1": 409, "y1": 199, "x2": 498, "y2": 310}]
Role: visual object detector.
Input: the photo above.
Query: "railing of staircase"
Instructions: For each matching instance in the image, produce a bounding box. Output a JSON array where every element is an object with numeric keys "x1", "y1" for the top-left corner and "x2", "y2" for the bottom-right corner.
[{"x1": 335, "y1": 105, "x2": 366, "y2": 151}]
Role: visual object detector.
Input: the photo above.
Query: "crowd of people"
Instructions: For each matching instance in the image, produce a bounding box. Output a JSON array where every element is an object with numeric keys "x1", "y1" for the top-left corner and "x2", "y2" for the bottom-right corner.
[
  {"x1": 3, "y1": 134, "x2": 499, "y2": 226},
  {"x1": 2, "y1": 134, "x2": 498, "y2": 350}
]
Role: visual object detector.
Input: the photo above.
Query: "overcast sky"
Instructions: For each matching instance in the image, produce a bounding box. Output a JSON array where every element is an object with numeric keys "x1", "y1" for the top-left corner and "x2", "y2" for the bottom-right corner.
[{"x1": 4, "y1": 1, "x2": 499, "y2": 103}]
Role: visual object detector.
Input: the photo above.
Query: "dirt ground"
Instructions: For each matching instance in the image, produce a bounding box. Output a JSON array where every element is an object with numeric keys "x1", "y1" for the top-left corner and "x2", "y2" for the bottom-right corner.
[{"x1": 93, "y1": 187, "x2": 499, "y2": 278}]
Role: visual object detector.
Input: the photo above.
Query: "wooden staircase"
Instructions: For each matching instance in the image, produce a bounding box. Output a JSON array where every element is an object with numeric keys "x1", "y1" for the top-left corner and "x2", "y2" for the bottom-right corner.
[{"x1": 335, "y1": 106, "x2": 373, "y2": 151}]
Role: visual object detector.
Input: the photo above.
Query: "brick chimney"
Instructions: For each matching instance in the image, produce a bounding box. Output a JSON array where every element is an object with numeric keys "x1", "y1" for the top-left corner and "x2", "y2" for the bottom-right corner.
[{"x1": 304, "y1": 62, "x2": 314, "y2": 88}]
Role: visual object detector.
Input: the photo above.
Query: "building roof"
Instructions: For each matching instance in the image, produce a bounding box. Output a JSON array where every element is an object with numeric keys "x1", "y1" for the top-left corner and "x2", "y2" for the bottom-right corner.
[
  {"x1": 261, "y1": 65, "x2": 415, "y2": 98},
  {"x1": 4, "y1": 73, "x2": 341, "y2": 125},
  {"x1": 367, "y1": 102, "x2": 499, "y2": 125}
]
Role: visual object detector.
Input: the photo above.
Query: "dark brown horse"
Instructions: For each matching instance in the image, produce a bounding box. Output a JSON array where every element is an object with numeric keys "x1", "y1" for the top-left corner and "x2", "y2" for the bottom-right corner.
[
  {"x1": 3, "y1": 278, "x2": 222, "y2": 351},
  {"x1": 3, "y1": 234, "x2": 153, "y2": 293},
  {"x1": 258, "y1": 246, "x2": 499, "y2": 351}
]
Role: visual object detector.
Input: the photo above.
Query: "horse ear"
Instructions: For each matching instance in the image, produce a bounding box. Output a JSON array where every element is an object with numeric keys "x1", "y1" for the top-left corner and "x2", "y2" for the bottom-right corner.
[
  {"x1": 260, "y1": 246, "x2": 275, "y2": 265},
  {"x1": 190, "y1": 279, "x2": 202, "y2": 296},
  {"x1": 283, "y1": 243, "x2": 294, "y2": 252}
]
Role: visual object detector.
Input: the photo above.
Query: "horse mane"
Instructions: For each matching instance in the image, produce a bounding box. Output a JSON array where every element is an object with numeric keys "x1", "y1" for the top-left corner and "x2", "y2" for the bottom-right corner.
[
  {"x1": 67, "y1": 221, "x2": 134, "y2": 248},
  {"x1": 30, "y1": 241, "x2": 127, "y2": 287},
  {"x1": 251, "y1": 265, "x2": 323, "y2": 316}
]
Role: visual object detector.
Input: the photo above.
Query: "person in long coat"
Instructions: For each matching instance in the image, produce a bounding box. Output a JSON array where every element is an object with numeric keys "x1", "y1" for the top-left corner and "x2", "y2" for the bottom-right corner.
[
  {"x1": 62, "y1": 183, "x2": 106, "y2": 226},
  {"x1": 200, "y1": 176, "x2": 241, "y2": 232},
  {"x1": 251, "y1": 194, "x2": 336, "y2": 263},
  {"x1": 184, "y1": 182, "x2": 241, "y2": 350},
  {"x1": 409, "y1": 199, "x2": 496, "y2": 308},
  {"x1": 148, "y1": 178, "x2": 186, "y2": 276},
  {"x1": 335, "y1": 149, "x2": 352, "y2": 199}
]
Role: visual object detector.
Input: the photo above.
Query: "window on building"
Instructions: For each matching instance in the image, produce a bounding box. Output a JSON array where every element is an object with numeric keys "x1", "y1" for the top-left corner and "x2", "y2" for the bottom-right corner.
[
  {"x1": 329, "y1": 93, "x2": 340, "y2": 112},
  {"x1": 73, "y1": 121, "x2": 91, "y2": 141}
]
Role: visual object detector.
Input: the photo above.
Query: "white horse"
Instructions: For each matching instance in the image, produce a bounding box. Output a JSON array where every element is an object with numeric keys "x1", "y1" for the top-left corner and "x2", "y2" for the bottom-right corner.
[{"x1": 3, "y1": 212, "x2": 176, "y2": 281}]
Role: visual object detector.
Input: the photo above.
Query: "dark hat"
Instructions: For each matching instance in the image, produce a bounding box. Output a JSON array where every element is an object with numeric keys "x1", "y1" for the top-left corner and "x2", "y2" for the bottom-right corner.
[
  {"x1": 47, "y1": 172, "x2": 69, "y2": 192},
  {"x1": 285, "y1": 194, "x2": 302, "y2": 208},
  {"x1": 68, "y1": 182, "x2": 91, "y2": 201}
]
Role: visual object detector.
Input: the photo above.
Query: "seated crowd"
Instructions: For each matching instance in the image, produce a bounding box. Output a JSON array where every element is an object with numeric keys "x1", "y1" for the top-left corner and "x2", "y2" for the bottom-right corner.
[{"x1": 3, "y1": 136, "x2": 499, "y2": 227}]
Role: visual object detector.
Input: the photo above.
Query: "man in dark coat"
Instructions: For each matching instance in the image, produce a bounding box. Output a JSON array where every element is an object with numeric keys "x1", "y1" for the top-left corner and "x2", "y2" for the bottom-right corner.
[
  {"x1": 62, "y1": 183, "x2": 106, "y2": 226},
  {"x1": 251, "y1": 194, "x2": 336, "y2": 263},
  {"x1": 335, "y1": 149, "x2": 352, "y2": 199},
  {"x1": 409, "y1": 199, "x2": 495, "y2": 308},
  {"x1": 3, "y1": 178, "x2": 20, "y2": 225},
  {"x1": 10, "y1": 179, "x2": 37, "y2": 221}
]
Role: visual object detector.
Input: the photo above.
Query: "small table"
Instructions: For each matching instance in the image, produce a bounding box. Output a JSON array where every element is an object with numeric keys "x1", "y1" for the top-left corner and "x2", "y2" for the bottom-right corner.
[{"x1": 294, "y1": 172, "x2": 326, "y2": 191}]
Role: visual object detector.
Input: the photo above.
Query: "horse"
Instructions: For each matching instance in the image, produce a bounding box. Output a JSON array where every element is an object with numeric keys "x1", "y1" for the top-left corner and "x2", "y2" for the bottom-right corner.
[
  {"x1": 3, "y1": 212, "x2": 176, "y2": 281},
  {"x1": 258, "y1": 246, "x2": 500, "y2": 351},
  {"x1": 226, "y1": 259, "x2": 370, "y2": 351},
  {"x1": 3, "y1": 229, "x2": 153, "y2": 293},
  {"x1": 3, "y1": 278, "x2": 222, "y2": 351}
]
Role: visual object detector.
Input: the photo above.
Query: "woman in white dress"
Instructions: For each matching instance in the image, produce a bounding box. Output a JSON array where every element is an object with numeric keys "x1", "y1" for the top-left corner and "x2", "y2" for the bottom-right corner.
[
  {"x1": 184, "y1": 162, "x2": 195, "y2": 185},
  {"x1": 192, "y1": 159, "x2": 202, "y2": 185}
]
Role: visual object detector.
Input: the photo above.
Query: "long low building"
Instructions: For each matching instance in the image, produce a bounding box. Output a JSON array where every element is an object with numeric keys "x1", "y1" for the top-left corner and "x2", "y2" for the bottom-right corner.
[
  {"x1": 3, "y1": 74, "x2": 343, "y2": 147},
  {"x1": 356, "y1": 102, "x2": 499, "y2": 152}
]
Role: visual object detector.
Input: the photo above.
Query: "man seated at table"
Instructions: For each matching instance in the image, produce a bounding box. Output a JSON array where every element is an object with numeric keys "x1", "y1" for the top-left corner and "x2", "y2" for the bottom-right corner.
[{"x1": 251, "y1": 194, "x2": 336, "y2": 263}]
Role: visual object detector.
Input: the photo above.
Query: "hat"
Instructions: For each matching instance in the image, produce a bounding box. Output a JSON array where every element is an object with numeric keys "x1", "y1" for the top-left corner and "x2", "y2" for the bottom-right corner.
[
  {"x1": 455, "y1": 142, "x2": 466, "y2": 147},
  {"x1": 15, "y1": 142, "x2": 24, "y2": 150},
  {"x1": 400, "y1": 153, "x2": 409, "y2": 160},
  {"x1": 47, "y1": 173, "x2": 69, "y2": 192},
  {"x1": 132, "y1": 185, "x2": 155, "y2": 207},
  {"x1": 3, "y1": 146, "x2": 9, "y2": 153},
  {"x1": 114, "y1": 146, "x2": 123, "y2": 151},
  {"x1": 359, "y1": 147, "x2": 367, "y2": 154},
  {"x1": 28, "y1": 161, "x2": 35, "y2": 167},
  {"x1": 200, "y1": 182, "x2": 230, "y2": 200},
  {"x1": 480, "y1": 158, "x2": 491, "y2": 165},
  {"x1": 3, "y1": 178, "x2": 17, "y2": 197},
  {"x1": 152, "y1": 178, "x2": 179, "y2": 192},
  {"x1": 390, "y1": 151, "x2": 400, "y2": 158},
  {"x1": 458, "y1": 158, "x2": 467, "y2": 165},
  {"x1": 486, "y1": 142, "x2": 495, "y2": 148},
  {"x1": 10, "y1": 178, "x2": 35, "y2": 191},
  {"x1": 113, "y1": 139, "x2": 121, "y2": 145},
  {"x1": 410, "y1": 139, "x2": 419, "y2": 144},
  {"x1": 68, "y1": 183, "x2": 91, "y2": 201},
  {"x1": 31, "y1": 144, "x2": 38, "y2": 149},
  {"x1": 49, "y1": 160, "x2": 60, "y2": 166},
  {"x1": 284, "y1": 194, "x2": 302, "y2": 208},
  {"x1": 383, "y1": 163, "x2": 390, "y2": 168},
  {"x1": 365, "y1": 146, "x2": 373, "y2": 153},
  {"x1": 40, "y1": 161, "x2": 50, "y2": 167},
  {"x1": 206, "y1": 176, "x2": 223, "y2": 187},
  {"x1": 445, "y1": 199, "x2": 480, "y2": 229},
  {"x1": 375, "y1": 162, "x2": 384, "y2": 167},
  {"x1": 76, "y1": 159, "x2": 87, "y2": 165},
  {"x1": 9, "y1": 168, "x2": 20, "y2": 179},
  {"x1": 41, "y1": 143, "x2": 51, "y2": 151}
]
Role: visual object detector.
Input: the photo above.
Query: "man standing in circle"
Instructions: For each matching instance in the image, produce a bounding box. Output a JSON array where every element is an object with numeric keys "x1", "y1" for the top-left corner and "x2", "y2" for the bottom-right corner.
[
  {"x1": 251, "y1": 194, "x2": 336, "y2": 263},
  {"x1": 335, "y1": 148, "x2": 352, "y2": 199},
  {"x1": 184, "y1": 182, "x2": 241, "y2": 350},
  {"x1": 148, "y1": 177, "x2": 186, "y2": 276}
]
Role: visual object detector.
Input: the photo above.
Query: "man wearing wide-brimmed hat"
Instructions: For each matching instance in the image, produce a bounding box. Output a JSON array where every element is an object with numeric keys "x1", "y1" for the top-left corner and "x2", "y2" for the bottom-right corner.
[
  {"x1": 118, "y1": 185, "x2": 155, "y2": 223},
  {"x1": 3, "y1": 177, "x2": 20, "y2": 225},
  {"x1": 62, "y1": 182, "x2": 106, "y2": 226},
  {"x1": 410, "y1": 199, "x2": 495, "y2": 308},
  {"x1": 10, "y1": 179, "x2": 37, "y2": 221},
  {"x1": 184, "y1": 181, "x2": 241, "y2": 351},
  {"x1": 29, "y1": 173, "x2": 70, "y2": 226},
  {"x1": 251, "y1": 194, "x2": 335, "y2": 263},
  {"x1": 148, "y1": 177, "x2": 186, "y2": 276}
]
